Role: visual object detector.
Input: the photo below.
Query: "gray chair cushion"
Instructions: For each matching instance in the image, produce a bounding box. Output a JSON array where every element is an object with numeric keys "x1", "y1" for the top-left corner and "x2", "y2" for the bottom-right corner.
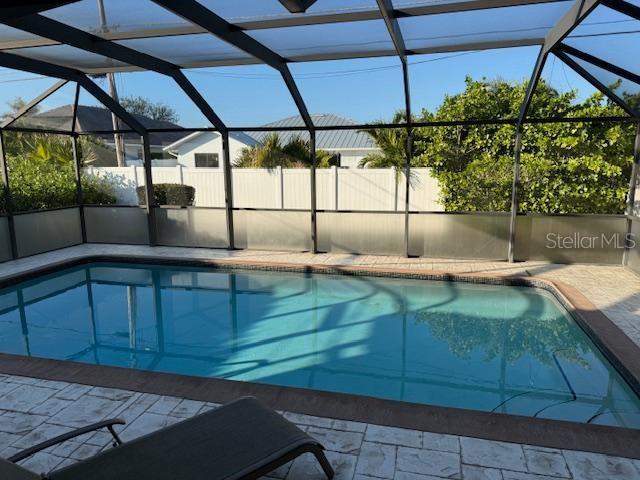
[
  {"x1": 49, "y1": 396, "x2": 320, "y2": 480},
  {"x1": 0, "y1": 458, "x2": 41, "y2": 480}
]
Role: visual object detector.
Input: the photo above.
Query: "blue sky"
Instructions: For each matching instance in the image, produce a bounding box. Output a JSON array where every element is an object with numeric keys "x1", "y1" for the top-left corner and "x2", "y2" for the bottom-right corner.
[{"x1": 0, "y1": 46, "x2": 597, "y2": 128}]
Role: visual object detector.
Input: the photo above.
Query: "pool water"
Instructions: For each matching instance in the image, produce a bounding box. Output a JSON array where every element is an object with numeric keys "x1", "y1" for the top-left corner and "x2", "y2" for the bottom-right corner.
[{"x1": 1, "y1": 262, "x2": 639, "y2": 428}]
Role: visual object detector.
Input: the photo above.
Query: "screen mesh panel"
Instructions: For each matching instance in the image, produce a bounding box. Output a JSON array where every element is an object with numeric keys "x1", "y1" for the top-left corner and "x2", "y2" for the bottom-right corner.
[
  {"x1": 8, "y1": 44, "x2": 127, "y2": 72},
  {"x1": 41, "y1": 0, "x2": 190, "y2": 37},
  {"x1": 290, "y1": 57, "x2": 405, "y2": 124},
  {"x1": 183, "y1": 66, "x2": 302, "y2": 127},
  {"x1": 0, "y1": 25, "x2": 46, "y2": 46},
  {"x1": 198, "y1": 0, "x2": 377, "y2": 23},
  {"x1": 565, "y1": 5, "x2": 640, "y2": 78},
  {"x1": 526, "y1": 52, "x2": 601, "y2": 119},
  {"x1": 399, "y1": 2, "x2": 573, "y2": 52},
  {"x1": 117, "y1": 34, "x2": 251, "y2": 67},
  {"x1": 11, "y1": 81, "x2": 77, "y2": 131},
  {"x1": 114, "y1": 71, "x2": 211, "y2": 128},
  {"x1": 0, "y1": 69, "x2": 60, "y2": 123},
  {"x1": 409, "y1": 47, "x2": 540, "y2": 120},
  {"x1": 565, "y1": 53, "x2": 640, "y2": 114},
  {"x1": 248, "y1": 20, "x2": 394, "y2": 59}
]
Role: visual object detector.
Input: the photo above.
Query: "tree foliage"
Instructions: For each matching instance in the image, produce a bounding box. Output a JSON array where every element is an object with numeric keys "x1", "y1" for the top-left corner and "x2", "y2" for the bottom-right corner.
[
  {"x1": 120, "y1": 95, "x2": 179, "y2": 123},
  {"x1": 364, "y1": 77, "x2": 636, "y2": 214},
  {"x1": 235, "y1": 133, "x2": 337, "y2": 168},
  {"x1": 1, "y1": 132, "x2": 116, "y2": 212}
]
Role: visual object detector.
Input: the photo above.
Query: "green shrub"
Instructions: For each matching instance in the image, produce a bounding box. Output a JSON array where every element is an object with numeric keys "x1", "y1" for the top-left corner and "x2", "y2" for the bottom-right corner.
[
  {"x1": 2, "y1": 159, "x2": 116, "y2": 212},
  {"x1": 137, "y1": 183, "x2": 195, "y2": 206}
]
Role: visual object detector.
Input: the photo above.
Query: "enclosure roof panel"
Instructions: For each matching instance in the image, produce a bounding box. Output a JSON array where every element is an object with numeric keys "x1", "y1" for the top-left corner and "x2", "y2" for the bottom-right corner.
[{"x1": 0, "y1": 0, "x2": 582, "y2": 71}]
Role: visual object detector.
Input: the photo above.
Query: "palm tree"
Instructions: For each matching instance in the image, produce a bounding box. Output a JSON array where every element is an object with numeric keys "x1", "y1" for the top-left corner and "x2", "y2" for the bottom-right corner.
[
  {"x1": 358, "y1": 111, "x2": 409, "y2": 174},
  {"x1": 235, "y1": 133, "x2": 336, "y2": 168}
]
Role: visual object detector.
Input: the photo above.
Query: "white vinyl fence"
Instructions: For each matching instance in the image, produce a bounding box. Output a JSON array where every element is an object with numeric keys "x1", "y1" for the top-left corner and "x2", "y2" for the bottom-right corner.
[{"x1": 82, "y1": 166, "x2": 443, "y2": 211}]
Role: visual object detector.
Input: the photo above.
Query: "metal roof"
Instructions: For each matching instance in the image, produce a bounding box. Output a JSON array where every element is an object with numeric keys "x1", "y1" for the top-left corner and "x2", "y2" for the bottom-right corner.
[
  {"x1": 30, "y1": 104, "x2": 186, "y2": 144},
  {"x1": 252, "y1": 114, "x2": 377, "y2": 150}
]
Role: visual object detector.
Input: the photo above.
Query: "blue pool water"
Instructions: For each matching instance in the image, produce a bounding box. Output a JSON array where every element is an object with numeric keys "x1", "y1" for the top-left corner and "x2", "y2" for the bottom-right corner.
[{"x1": 1, "y1": 262, "x2": 639, "y2": 428}]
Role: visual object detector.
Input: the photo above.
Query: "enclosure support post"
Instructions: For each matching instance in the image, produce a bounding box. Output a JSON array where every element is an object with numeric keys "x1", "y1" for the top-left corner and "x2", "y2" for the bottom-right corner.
[
  {"x1": 377, "y1": 0, "x2": 412, "y2": 258},
  {"x1": 221, "y1": 131, "x2": 235, "y2": 249},
  {"x1": 141, "y1": 134, "x2": 157, "y2": 246},
  {"x1": 508, "y1": 129, "x2": 523, "y2": 263},
  {"x1": 310, "y1": 129, "x2": 318, "y2": 253},
  {"x1": 71, "y1": 134, "x2": 87, "y2": 243},
  {"x1": 402, "y1": 62, "x2": 413, "y2": 259},
  {"x1": 508, "y1": 47, "x2": 547, "y2": 262},
  {"x1": 623, "y1": 123, "x2": 640, "y2": 265},
  {"x1": 71, "y1": 83, "x2": 86, "y2": 244},
  {"x1": 0, "y1": 131, "x2": 17, "y2": 259}
]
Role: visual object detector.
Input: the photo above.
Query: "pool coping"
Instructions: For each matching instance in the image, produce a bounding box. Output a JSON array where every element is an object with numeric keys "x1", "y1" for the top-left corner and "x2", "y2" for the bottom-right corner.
[{"x1": 1, "y1": 253, "x2": 640, "y2": 458}]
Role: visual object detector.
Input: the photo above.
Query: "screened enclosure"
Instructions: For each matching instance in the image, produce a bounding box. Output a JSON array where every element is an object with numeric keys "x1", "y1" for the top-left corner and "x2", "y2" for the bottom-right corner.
[{"x1": 0, "y1": 0, "x2": 639, "y2": 270}]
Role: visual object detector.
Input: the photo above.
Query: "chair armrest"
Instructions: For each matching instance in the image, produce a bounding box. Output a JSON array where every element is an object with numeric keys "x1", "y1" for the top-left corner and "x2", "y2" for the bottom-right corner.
[{"x1": 8, "y1": 418, "x2": 126, "y2": 463}]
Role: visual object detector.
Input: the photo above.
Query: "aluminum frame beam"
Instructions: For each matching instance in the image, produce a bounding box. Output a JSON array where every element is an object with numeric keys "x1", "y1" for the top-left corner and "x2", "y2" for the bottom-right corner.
[
  {"x1": 0, "y1": 50, "x2": 161, "y2": 247},
  {"x1": 555, "y1": 50, "x2": 637, "y2": 118},
  {"x1": 601, "y1": 0, "x2": 640, "y2": 21},
  {"x1": 377, "y1": 0, "x2": 413, "y2": 257},
  {"x1": 5, "y1": 14, "x2": 227, "y2": 133},
  {"x1": 0, "y1": 51, "x2": 146, "y2": 135},
  {"x1": 557, "y1": 44, "x2": 640, "y2": 86},
  {"x1": 542, "y1": 0, "x2": 601, "y2": 54},
  {"x1": 0, "y1": 39, "x2": 546, "y2": 74},
  {"x1": 508, "y1": 0, "x2": 602, "y2": 262},
  {"x1": 0, "y1": 1, "x2": 78, "y2": 22},
  {"x1": 153, "y1": 0, "x2": 313, "y2": 130},
  {"x1": 0, "y1": 0, "x2": 560, "y2": 47},
  {"x1": 71, "y1": 83, "x2": 87, "y2": 243}
]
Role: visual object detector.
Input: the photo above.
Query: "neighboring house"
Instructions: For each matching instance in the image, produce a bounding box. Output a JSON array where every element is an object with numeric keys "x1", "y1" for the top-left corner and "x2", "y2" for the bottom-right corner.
[
  {"x1": 164, "y1": 114, "x2": 380, "y2": 168},
  {"x1": 162, "y1": 131, "x2": 258, "y2": 169},
  {"x1": 32, "y1": 105, "x2": 185, "y2": 165}
]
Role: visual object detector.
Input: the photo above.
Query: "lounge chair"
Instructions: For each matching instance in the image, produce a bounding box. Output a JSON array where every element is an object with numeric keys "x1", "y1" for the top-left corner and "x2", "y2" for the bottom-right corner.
[{"x1": 1, "y1": 396, "x2": 334, "y2": 480}]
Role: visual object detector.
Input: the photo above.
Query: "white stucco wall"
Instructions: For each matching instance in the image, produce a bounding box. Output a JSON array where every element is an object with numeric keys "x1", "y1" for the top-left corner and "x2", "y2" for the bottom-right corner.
[
  {"x1": 334, "y1": 149, "x2": 376, "y2": 168},
  {"x1": 167, "y1": 132, "x2": 380, "y2": 169},
  {"x1": 167, "y1": 132, "x2": 251, "y2": 168}
]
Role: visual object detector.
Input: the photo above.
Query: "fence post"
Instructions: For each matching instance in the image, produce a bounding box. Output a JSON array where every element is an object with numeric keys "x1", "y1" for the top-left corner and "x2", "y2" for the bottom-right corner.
[
  {"x1": 277, "y1": 165, "x2": 284, "y2": 209},
  {"x1": 393, "y1": 168, "x2": 399, "y2": 211},
  {"x1": 332, "y1": 165, "x2": 339, "y2": 211},
  {"x1": 310, "y1": 130, "x2": 318, "y2": 253},
  {"x1": 131, "y1": 165, "x2": 139, "y2": 189}
]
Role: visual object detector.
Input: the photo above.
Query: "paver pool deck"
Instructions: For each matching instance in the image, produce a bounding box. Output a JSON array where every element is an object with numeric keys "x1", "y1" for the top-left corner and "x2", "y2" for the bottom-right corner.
[{"x1": 2, "y1": 244, "x2": 640, "y2": 479}]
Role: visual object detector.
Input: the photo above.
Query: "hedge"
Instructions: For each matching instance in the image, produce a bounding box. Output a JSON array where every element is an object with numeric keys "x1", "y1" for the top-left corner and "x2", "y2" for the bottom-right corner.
[
  {"x1": 137, "y1": 183, "x2": 195, "y2": 206},
  {"x1": 0, "y1": 161, "x2": 116, "y2": 213}
]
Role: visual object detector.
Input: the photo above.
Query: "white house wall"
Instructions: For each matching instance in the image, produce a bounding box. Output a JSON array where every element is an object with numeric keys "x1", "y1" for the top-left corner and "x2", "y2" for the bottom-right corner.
[{"x1": 170, "y1": 132, "x2": 251, "y2": 168}]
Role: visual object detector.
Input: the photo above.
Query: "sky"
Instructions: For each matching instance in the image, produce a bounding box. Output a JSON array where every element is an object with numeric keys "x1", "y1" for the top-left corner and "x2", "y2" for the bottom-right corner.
[
  {"x1": 0, "y1": 0, "x2": 633, "y2": 129},
  {"x1": 0, "y1": 47, "x2": 598, "y2": 129}
]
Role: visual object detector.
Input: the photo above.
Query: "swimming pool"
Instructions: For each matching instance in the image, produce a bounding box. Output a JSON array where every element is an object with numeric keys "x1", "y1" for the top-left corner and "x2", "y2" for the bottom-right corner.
[{"x1": 1, "y1": 262, "x2": 639, "y2": 428}]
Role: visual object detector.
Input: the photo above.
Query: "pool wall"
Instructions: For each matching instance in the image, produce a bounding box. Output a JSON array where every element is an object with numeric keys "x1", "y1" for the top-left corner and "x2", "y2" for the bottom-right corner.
[{"x1": 1, "y1": 255, "x2": 640, "y2": 458}]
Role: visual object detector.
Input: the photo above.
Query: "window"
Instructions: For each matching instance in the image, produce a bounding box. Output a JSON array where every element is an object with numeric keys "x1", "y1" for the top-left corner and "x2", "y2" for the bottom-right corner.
[{"x1": 194, "y1": 153, "x2": 219, "y2": 168}]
